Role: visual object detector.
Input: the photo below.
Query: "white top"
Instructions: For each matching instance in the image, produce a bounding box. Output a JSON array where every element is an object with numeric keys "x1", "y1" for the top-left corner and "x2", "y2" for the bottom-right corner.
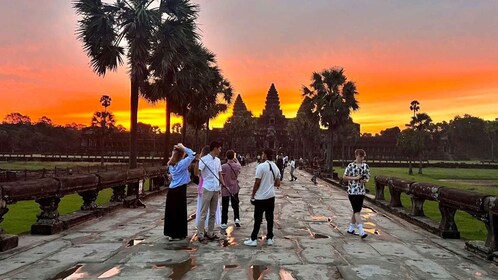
[
  {"x1": 290, "y1": 160, "x2": 296, "y2": 168},
  {"x1": 199, "y1": 154, "x2": 222, "y2": 191},
  {"x1": 254, "y1": 160, "x2": 279, "y2": 200}
]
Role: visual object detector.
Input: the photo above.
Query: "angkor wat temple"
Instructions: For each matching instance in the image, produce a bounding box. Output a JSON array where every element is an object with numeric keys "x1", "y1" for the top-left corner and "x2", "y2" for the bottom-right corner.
[{"x1": 80, "y1": 83, "x2": 447, "y2": 161}]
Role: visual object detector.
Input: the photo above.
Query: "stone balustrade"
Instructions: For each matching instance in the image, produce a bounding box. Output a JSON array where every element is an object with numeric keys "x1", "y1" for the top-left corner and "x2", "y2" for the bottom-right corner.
[
  {"x1": 374, "y1": 176, "x2": 498, "y2": 259},
  {"x1": 0, "y1": 166, "x2": 167, "y2": 251}
]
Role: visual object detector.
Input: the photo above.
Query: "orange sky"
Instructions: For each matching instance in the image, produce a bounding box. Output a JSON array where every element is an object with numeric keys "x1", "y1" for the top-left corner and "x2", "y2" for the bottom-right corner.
[{"x1": 1, "y1": 1, "x2": 497, "y2": 134}]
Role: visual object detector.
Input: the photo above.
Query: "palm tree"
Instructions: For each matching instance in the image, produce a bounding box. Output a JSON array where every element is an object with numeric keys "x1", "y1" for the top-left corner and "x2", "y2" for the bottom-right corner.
[
  {"x1": 410, "y1": 100, "x2": 420, "y2": 118},
  {"x1": 91, "y1": 110, "x2": 116, "y2": 166},
  {"x1": 143, "y1": 2, "x2": 203, "y2": 161},
  {"x1": 303, "y1": 67, "x2": 359, "y2": 172},
  {"x1": 100, "y1": 95, "x2": 112, "y2": 113},
  {"x1": 407, "y1": 112, "x2": 433, "y2": 174},
  {"x1": 202, "y1": 67, "x2": 233, "y2": 145},
  {"x1": 74, "y1": 0, "x2": 160, "y2": 169},
  {"x1": 287, "y1": 97, "x2": 320, "y2": 159},
  {"x1": 397, "y1": 128, "x2": 422, "y2": 175}
]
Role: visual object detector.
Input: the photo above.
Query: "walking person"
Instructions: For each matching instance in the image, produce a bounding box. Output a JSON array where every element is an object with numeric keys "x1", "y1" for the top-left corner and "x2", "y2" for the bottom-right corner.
[
  {"x1": 343, "y1": 149, "x2": 370, "y2": 239},
  {"x1": 194, "y1": 146, "x2": 221, "y2": 230},
  {"x1": 197, "y1": 141, "x2": 225, "y2": 242},
  {"x1": 244, "y1": 148, "x2": 281, "y2": 247},
  {"x1": 221, "y1": 150, "x2": 242, "y2": 229},
  {"x1": 164, "y1": 143, "x2": 195, "y2": 241},
  {"x1": 276, "y1": 153, "x2": 285, "y2": 181},
  {"x1": 289, "y1": 157, "x2": 297, "y2": 181},
  {"x1": 310, "y1": 156, "x2": 320, "y2": 184}
]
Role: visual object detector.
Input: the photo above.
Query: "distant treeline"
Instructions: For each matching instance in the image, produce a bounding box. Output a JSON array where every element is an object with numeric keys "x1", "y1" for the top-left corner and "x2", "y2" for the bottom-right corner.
[{"x1": 0, "y1": 112, "x2": 497, "y2": 161}]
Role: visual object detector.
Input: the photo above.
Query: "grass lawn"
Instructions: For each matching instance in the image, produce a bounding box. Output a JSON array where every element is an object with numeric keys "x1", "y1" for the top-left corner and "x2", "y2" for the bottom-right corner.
[
  {"x1": 1, "y1": 161, "x2": 154, "y2": 235},
  {"x1": 0, "y1": 161, "x2": 123, "y2": 170},
  {"x1": 333, "y1": 166, "x2": 498, "y2": 240}
]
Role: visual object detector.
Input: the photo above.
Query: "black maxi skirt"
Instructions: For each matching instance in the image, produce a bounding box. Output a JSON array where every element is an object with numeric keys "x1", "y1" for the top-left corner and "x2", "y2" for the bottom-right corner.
[{"x1": 164, "y1": 184, "x2": 187, "y2": 238}]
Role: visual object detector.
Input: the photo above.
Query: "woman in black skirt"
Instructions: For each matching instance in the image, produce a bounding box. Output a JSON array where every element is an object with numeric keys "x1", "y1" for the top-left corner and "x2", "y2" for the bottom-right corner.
[{"x1": 164, "y1": 143, "x2": 195, "y2": 241}]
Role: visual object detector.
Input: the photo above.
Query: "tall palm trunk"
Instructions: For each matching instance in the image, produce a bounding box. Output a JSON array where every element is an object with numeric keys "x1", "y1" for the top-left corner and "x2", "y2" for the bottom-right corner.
[
  {"x1": 129, "y1": 78, "x2": 139, "y2": 169},
  {"x1": 341, "y1": 139, "x2": 345, "y2": 167},
  {"x1": 181, "y1": 110, "x2": 187, "y2": 144},
  {"x1": 164, "y1": 101, "x2": 171, "y2": 165},
  {"x1": 194, "y1": 128, "x2": 199, "y2": 151},
  {"x1": 326, "y1": 126, "x2": 334, "y2": 172},
  {"x1": 205, "y1": 119, "x2": 210, "y2": 145},
  {"x1": 100, "y1": 135, "x2": 104, "y2": 167},
  {"x1": 418, "y1": 153, "x2": 423, "y2": 174}
]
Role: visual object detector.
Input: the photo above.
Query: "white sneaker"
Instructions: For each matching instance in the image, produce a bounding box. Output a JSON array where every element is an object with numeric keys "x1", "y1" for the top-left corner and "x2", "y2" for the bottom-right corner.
[
  {"x1": 220, "y1": 223, "x2": 227, "y2": 229},
  {"x1": 234, "y1": 219, "x2": 241, "y2": 227},
  {"x1": 267, "y1": 238, "x2": 273, "y2": 246},
  {"x1": 243, "y1": 239, "x2": 257, "y2": 247}
]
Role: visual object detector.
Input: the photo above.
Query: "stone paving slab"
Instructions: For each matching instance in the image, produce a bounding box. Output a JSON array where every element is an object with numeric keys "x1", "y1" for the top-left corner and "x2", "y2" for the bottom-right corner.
[{"x1": 1, "y1": 162, "x2": 497, "y2": 279}]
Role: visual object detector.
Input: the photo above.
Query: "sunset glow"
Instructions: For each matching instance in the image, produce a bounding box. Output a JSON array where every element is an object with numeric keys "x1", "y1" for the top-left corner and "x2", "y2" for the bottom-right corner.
[{"x1": 1, "y1": 1, "x2": 497, "y2": 134}]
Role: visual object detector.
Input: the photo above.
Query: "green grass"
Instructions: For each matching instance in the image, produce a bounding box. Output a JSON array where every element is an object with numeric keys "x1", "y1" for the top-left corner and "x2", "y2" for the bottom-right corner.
[
  {"x1": 0, "y1": 161, "x2": 123, "y2": 170},
  {"x1": 334, "y1": 166, "x2": 498, "y2": 240},
  {"x1": 2, "y1": 189, "x2": 113, "y2": 234},
  {"x1": 1, "y1": 161, "x2": 154, "y2": 235}
]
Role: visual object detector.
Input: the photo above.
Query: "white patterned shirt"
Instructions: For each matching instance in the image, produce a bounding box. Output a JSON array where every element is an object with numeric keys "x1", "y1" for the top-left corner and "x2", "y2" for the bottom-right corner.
[{"x1": 344, "y1": 162, "x2": 370, "y2": 195}]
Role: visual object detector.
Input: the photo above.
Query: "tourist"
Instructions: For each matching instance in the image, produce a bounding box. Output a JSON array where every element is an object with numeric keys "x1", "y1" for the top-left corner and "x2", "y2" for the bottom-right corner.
[
  {"x1": 197, "y1": 141, "x2": 225, "y2": 242},
  {"x1": 276, "y1": 153, "x2": 285, "y2": 181},
  {"x1": 343, "y1": 149, "x2": 370, "y2": 239},
  {"x1": 194, "y1": 145, "x2": 221, "y2": 231},
  {"x1": 221, "y1": 150, "x2": 242, "y2": 229},
  {"x1": 244, "y1": 148, "x2": 281, "y2": 247},
  {"x1": 164, "y1": 143, "x2": 195, "y2": 241},
  {"x1": 310, "y1": 156, "x2": 320, "y2": 184},
  {"x1": 289, "y1": 157, "x2": 297, "y2": 181}
]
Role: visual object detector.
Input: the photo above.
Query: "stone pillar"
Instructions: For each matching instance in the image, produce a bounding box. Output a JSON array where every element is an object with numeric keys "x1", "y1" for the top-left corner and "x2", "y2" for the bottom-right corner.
[
  {"x1": 79, "y1": 190, "x2": 99, "y2": 210},
  {"x1": 410, "y1": 196, "x2": 425, "y2": 216},
  {"x1": 31, "y1": 197, "x2": 63, "y2": 235},
  {"x1": 149, "y1": 177, "x2": 155, "y2": 192},
  {"x1": 110, "y1": 185, "x2": 126, "y2": 202},
  {"x1": 127, "y1": 182, "x2": 139, "y2": 196},
  {"x1": 438, "y1": 204, "x2": 460, "y2": 239},
  {"x1": 374, "y1": 181, "x2": 385, "y2": 201},
  {"x1": 484, "y1": 213, "x2": 498, "y2": 251},
  {"x1": 0, "y1": 201, "x2": 19, "y2": 251},
  {"x1": 388, "y1": 184, "x2": 403, "y2": 208}
]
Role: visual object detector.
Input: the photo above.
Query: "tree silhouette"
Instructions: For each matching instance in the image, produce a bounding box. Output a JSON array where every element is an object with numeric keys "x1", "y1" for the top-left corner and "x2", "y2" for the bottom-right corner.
[
  {"x1": 303, "y1": 67, "x2": 359, "y2": 172},
  {"x1": 410, "y1": 100, "x2": 420, "y2": 118},
  {"x1": 74, "y1": 0, "x2": 160, "y2": 169}
]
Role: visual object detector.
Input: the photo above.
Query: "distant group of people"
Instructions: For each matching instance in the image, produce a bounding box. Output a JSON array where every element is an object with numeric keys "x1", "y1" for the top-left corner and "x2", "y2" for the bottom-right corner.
[{"x1": 163, "y1": 142, "x2": 370, "y2": 245}]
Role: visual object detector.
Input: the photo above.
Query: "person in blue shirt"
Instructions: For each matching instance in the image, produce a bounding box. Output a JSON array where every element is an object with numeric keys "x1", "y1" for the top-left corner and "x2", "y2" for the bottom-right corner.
[{"x1": 163, "y1": 143, "x2": 195, "y2": 241}]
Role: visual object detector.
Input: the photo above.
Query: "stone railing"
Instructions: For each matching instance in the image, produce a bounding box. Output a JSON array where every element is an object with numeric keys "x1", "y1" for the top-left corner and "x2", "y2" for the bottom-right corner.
[
  {"x1": 374, "y1": 176, "x2": 498, "y2": 260},
  {"x1": 0, "y1": 166, "x2": 167, "y2": 251}
]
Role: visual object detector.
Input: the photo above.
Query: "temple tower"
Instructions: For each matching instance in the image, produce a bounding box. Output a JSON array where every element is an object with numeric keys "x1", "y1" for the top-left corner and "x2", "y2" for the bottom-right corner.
[{"x1": 256, "y1": 84, "x2": 288, "y2": 150}]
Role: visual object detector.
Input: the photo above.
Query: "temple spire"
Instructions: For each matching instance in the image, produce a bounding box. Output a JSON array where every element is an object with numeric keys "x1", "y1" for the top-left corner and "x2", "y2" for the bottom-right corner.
[
  {"x1": 232, "y1": 94, "x2": 249, "y2": 116},
  {"x1": 261, "y1": 83, "x2": 284, "y2": 117}
]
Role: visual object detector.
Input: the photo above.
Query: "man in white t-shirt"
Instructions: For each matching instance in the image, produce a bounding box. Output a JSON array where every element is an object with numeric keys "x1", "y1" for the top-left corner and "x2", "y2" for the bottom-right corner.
[
  {"x1": 244, "y1": 148, "x2": 281, "y2": 247},
  {"x1": 198, "y1": 141, "x2": 225, "y2": 242}
]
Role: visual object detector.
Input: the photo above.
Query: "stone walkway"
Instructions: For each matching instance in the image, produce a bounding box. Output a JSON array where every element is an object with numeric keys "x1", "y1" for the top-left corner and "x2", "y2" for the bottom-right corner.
[{"x1": 0, "y1": 162, "x2": 497, "y2": 279}]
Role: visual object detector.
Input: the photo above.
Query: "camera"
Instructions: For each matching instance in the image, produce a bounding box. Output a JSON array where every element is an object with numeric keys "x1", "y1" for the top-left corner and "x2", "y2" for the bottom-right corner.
[{"x1": 250, "y1": 198, "x2": 256, "y2": 205}]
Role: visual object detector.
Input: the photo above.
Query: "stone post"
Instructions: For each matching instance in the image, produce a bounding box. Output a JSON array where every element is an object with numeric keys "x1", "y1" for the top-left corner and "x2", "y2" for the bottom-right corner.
[
  {"x1": 438, "y1": 204, "x2": 460, "y2": 239},
  {"x1": 79, "y1": 190, "x2": 99, "y2": 210},
  {"x1": 410, "y1": 196, "x2": 425, "y2": 216},
  {"x1": 388, "y1": 183, "x2": 403, "y2": 208},
  {"x1": 374, "y1": 180, "x2": 385, "y2": 201},
  {"x1": 0, "y1": 199, "x2": 19, "y2": 251},
  {"x1": 31, "y1": 197, "x2": 63, "y2": 235},
  {"x1": 110, "y1": 185, "x2": 126, "y2": 202}
]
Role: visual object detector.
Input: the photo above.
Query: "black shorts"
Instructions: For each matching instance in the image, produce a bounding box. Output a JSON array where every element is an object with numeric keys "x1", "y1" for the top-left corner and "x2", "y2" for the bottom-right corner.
[{"x1": 348, "y1": 195, "x2": 364, "y2": 213}]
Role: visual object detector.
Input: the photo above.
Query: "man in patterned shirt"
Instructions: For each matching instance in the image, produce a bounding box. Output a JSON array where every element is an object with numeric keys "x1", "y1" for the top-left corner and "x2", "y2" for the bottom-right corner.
[{"x1": 343, "y1": 149, "x2": 370, "y2": 239}]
